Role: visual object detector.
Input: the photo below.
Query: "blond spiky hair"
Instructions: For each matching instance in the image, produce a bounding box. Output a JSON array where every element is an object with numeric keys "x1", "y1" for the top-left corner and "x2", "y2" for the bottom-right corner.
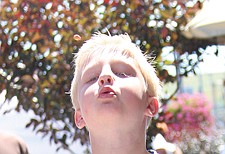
[{"x1": 70, "y1": 32, "x2": 161, "y2": 110}]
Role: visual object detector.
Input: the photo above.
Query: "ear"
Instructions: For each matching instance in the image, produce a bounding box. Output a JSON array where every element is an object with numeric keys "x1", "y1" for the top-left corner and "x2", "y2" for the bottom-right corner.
[
  {"x1": 144, "y1": 97, "x2": 159, "y2": 117},
  {"x1": 74, "y1": 110, "x2": 86, "y2": 129}
]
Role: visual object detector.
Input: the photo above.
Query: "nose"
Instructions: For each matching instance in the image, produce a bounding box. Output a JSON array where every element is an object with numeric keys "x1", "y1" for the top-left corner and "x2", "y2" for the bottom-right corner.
[
  {"x1": 98, "y1": 65, "x2": 114, "y2": 86},
  {"x1": 98, "y1": 74, "x2": 114, "y2": 86}
]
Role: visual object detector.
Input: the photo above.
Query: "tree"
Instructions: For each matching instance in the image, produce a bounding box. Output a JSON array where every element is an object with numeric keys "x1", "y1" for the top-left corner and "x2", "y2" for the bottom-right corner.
[{"x1": 0, "y1": 0, "x2": 218, "y2": 152}]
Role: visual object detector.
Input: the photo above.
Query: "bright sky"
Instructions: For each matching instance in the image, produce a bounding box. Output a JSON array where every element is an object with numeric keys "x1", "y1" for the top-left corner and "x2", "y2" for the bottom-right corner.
[
  {"x1": 198, "y1": 45, "x2": 225, "y2": 74},
  {"x1": 161, "y1": 45, "x2": 225, "y2": 76}
]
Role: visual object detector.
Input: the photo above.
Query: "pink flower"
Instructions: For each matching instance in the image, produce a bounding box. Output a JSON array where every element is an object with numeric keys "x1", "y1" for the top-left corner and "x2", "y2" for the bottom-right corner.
[{"x1": 163, "y1": 93, "x2": 214, "y2": 142}]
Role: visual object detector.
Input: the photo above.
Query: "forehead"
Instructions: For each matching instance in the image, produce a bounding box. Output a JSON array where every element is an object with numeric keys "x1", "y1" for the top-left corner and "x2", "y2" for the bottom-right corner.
[
  {"x1": 78, "y1": 48, "x2": 136, "y2": 70},
  {"x1": 86, "y1": 55, "x2": 136, "y2": 71}
]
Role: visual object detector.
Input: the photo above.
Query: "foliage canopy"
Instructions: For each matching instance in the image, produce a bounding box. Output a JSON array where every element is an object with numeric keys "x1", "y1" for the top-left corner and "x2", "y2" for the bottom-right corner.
[{"x1": 0, "y1": 0, "x2": 217, "y2": 151}]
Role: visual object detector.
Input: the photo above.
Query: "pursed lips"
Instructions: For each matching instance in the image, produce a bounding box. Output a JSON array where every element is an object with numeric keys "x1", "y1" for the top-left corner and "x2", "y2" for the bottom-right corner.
[{"x1": 98, "y1": 86, "x2": 116, "y2": 99}]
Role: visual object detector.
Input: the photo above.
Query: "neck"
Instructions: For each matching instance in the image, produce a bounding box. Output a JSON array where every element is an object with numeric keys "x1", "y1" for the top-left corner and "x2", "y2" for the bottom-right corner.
[{"x1": 89, "y1": 125, "x2": 149, "y2": 154}]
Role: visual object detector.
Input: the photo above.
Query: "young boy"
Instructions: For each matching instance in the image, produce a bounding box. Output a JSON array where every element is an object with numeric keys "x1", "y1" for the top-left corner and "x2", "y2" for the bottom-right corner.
[{"x1": 70, "y1": 32, "x2": 161, "y2": 154}]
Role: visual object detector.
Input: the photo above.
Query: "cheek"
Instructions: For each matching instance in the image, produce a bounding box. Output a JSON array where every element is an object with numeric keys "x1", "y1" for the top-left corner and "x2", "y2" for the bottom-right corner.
[
  {"x1": 78, "y1": 85, "x2": 96, "y2": 112},
  {"x1": 119, "y1": 78, "x2": 147, "y2": 105},
  {"x1": 77, "y1": 89, "x2": 90, "y2": 122}
]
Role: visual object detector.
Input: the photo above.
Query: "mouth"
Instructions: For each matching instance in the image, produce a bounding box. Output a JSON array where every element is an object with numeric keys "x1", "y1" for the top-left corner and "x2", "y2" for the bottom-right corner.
[{"x1": 98, "y1": 87, "x2": 116, "y2": 99}]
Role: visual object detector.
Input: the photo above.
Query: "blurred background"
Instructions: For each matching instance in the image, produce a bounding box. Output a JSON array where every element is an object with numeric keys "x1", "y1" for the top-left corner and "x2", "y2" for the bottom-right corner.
[{"x1": 0, "y1": 0, "x2": 225, "y2": 153}]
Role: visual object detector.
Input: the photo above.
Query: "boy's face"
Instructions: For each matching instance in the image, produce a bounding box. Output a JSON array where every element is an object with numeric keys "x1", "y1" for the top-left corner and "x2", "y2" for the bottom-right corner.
[{"x1": 74, "y1": 53, "x2": 157, "y2": 131}]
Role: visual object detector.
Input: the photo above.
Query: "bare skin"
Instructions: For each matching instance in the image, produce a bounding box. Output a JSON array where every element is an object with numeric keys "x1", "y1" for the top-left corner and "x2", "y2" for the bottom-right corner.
[{"x1": 74, "y1": 55, "x2": 158, "y2": 154}]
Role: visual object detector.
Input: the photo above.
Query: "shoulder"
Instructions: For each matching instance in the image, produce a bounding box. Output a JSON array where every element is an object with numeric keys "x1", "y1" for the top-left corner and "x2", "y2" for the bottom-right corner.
[
  {"x1": 0, "y1": 131, "x2": 23, "y2": 143},
  {"x1": 0, "y1": 131, "x2": 29, "y2": 154}
]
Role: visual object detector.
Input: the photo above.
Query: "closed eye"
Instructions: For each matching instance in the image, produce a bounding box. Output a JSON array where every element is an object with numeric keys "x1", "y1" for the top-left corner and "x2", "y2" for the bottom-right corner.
[
  {"x1": 86, "y1": 76, "x2": 99, "y2": 83},
  {"x1": 115, "y1": 72, "x2": 131, "y2": 78}
]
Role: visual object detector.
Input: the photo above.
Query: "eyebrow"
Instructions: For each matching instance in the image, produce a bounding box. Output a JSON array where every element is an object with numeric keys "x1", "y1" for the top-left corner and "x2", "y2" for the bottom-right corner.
[
  {"x1": 114, "y1": 59, "x2": 137, "y2": 69},
  {"x1": 110, "y1": 57, "x2": 137, "y2": 67},
  {"x1": 81, "y1": 57, "x2": 136, "y2": 75},
  {"x1": 110, "y1": 56, "x2": 133, "y2": 63}
]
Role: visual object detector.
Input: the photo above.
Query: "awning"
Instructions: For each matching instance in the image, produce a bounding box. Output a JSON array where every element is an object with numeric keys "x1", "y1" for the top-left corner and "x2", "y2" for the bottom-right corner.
[{"x1": 182, "y1": 0, "x2": 225, "y2": 39}]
